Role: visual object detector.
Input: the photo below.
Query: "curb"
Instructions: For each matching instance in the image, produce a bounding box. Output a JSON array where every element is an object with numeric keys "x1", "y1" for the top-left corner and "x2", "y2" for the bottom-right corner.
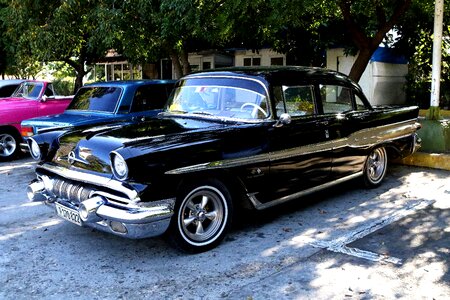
[{"x1": 393, "y1": 152, "x2": 450, "y2": 171}]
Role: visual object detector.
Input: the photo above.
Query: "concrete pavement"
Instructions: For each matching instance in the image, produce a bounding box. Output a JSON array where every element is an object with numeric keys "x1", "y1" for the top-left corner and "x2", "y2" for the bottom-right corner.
[{"x1": 0, "y1": 157, "x2": 449, "y2": 299}]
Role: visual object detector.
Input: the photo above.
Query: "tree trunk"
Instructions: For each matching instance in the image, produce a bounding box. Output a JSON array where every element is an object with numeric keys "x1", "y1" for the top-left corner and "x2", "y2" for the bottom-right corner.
[
  {"x1": 170, "y1": 51, "x2": 183, "y2": 79},
  {"x1": 181, "y1": 48, "x2": 191, "y2": 75},
  {"x1": 170, "y1": 47, "x2": 191, "y2": 79},
  {"x1": 73, "y1": 60, "x2": 87, "y2": 93},
  {"x1": 62, "y1": 57, "x2": 86, "y2": 94},
  {"x1": 348, "y1": 48, "x2": 374, "y2": 82},
  {"x1": 74, "y1": 71, "x2": 84, "y2": 94},
  {"x1": 338, "y1": 0, "x2": 412, "y2": 82}
]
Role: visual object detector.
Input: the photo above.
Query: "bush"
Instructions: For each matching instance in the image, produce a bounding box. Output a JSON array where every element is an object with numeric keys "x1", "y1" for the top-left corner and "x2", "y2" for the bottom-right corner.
[
  {"x1": 53, "y1": 79, "x2": 75, "y2": 96},
  {"x1": 405, "y1": 79, "x2": 450, "y2": 110}
]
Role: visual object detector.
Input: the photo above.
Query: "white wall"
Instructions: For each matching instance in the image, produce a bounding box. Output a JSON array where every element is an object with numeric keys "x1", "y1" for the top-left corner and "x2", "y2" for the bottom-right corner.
[
  {"x1": 327, "y1": 48, "x2": 408, "y2": 106},
  {"x1": 187, "y1": 53, "x2": 234, "y2": 73},
  {"x1": 234, "y1": 49, "x2": 286, "y2": 67}
]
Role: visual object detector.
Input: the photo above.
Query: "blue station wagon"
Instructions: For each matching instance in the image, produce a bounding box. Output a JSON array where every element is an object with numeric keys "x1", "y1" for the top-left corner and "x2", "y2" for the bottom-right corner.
[{"x1": 20, "y1": 79, "x2": 175, "y2": 151}]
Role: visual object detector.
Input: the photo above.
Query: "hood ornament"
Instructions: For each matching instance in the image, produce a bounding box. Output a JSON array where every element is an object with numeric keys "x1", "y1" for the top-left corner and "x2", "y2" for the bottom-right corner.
[{"x1": 68, "y1": 151, "x2": 76, "y2": 165}]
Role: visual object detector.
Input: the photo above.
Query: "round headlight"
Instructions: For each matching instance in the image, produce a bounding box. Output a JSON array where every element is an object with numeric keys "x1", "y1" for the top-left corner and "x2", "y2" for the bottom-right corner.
[
  {"x1": 29, "y1": 138, "x2": 42, "y2": 160},
  {"x1": 111, "y1": 153, "x2": 128, "y2": 180}
]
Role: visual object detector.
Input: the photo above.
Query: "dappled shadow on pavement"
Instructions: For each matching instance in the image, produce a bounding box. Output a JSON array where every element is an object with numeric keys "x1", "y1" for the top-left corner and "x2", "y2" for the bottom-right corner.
[{"x1": 1, "y1": 163, "x2": 449, "y2": 299}]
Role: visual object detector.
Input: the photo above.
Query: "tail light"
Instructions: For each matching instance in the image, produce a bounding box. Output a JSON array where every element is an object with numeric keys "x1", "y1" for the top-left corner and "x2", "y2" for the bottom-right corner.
[{"x1": 21, "y1": 126, "x2": 34, "y2": 137}]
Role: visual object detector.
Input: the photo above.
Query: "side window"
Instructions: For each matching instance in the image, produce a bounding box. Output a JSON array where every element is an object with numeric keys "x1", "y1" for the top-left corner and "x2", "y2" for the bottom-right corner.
[
  {"x1": 355, "y1": 94, "x2": 369, "y2": 111},
  {"x1": 131, "y1": 85, "x2": 170, "y2": 112},
  {"x1": 320, "y1": 85, "x2": 353, "y2": 114},
  {"x1": 44, "y1": 83, "x2": 54, "y2": 97},
  {"x1": 273, "y1": 86, "x2": 285, "y2": 117},
  {"x1": 281, "y1": 85, "x2": 315, "y2": 117}
]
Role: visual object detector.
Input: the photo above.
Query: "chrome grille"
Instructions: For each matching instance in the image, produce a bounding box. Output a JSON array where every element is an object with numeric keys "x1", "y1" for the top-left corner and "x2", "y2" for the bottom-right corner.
[
  {"x1": 52, "y1": 178, "x2": 94, "y2": 204},
  {"x1": 48, "y1": 177, "x2": 132, "y2": 206}
]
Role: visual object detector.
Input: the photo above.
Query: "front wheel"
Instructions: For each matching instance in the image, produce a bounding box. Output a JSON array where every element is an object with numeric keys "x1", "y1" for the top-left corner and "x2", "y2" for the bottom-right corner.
[
  {"x1": 363, "y1": 147, "x2": 387, "y2": 187},
  {"x1": 169, "y1": 179, "x2": 233, "y2": 253}
]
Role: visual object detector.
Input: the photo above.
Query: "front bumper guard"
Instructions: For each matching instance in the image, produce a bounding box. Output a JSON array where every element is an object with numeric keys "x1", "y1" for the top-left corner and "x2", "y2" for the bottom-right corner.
[{"x1": 27, "y1": 178, "x2": 175, "y2": 239}]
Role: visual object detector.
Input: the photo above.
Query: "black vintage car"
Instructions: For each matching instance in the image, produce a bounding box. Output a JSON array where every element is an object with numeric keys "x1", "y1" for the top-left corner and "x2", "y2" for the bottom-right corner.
[{"x1": 27, "y1": 67, "x2": 421, "y2": 252}]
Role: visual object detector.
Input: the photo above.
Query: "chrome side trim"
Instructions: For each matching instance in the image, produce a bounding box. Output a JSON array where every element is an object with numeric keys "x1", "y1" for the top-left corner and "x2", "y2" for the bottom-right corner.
[
  {"x1": 249, "y1": 171, "x2": 363, "y2": 210},
  {"x1": 166, "y1": 119, "x2": 420, "y2": 175},
  {"x1": 36, "y1": 164, "x2": 140, "y2": 203},
  {"x1": 165, "y1": 153, "x2": 270, "y2": 175}
]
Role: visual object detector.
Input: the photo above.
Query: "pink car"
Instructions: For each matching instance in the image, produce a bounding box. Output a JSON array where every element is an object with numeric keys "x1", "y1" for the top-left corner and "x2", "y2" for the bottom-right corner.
[{"x1": 0, "y1": 80, "x2": 72, "y2": 160}]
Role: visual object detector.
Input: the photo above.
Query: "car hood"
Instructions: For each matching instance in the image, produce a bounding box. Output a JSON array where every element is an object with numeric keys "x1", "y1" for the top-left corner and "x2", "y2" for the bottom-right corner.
[
  {"x1": 51, "y1": 116, "x2": 227, "y2": 176},
  {"x1": 22, "y1": 111, "x2": 117, "y2": 130}
]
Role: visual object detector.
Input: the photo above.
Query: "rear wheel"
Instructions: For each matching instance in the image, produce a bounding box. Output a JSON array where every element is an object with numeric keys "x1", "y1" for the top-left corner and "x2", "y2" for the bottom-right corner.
[
  {"x1": 169, "y1": 179, "x2": 233, "y2": 253},
  {"x1": 0, "y1": 130, "x2": 20, "y2": 161},
  {"x1": 363, "y1": 147, "x2": 387, "y2": 187}
]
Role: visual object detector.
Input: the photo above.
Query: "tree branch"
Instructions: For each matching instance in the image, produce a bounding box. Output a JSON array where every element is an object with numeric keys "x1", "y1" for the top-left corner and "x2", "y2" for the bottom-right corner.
[
  {"x1": 338, "y1": 0, "x2": 370, "y2": 49},
  {"x1": 371, "y1": 0, "x2": 412, "y2": 48}
]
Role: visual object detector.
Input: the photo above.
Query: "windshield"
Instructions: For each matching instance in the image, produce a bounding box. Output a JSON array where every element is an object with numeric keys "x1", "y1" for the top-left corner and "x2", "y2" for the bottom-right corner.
[
  {"x1": 12, "y1": 82, "x2": 44, "y2": 100},
  {"x1": 67, "y1": 86, "x2": 122, "y2": 112},
  {"x1": 166, "y1": 78, "x2": 269, "y2": 120}
]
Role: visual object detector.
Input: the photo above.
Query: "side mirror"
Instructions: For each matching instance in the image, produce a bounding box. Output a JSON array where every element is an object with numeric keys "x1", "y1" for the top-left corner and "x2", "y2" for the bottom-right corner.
[
  {"x1": 274, "y1": 113, "x2": 292, "y2": 127},
  {"x1": 41, "y1": 95, "x2": 55, "y2": 102}
]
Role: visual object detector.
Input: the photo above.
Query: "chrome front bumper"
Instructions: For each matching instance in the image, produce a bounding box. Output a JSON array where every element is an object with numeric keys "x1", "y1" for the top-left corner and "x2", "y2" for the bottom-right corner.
[{"x1": 27, "y1": 173, "x2": 175, "y2": 239}]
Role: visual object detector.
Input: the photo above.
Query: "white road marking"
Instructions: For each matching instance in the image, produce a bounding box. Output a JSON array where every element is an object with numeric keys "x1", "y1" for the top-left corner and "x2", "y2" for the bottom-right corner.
[{"x1": 308, "y1": 199, "x2": 435, "y2": 265}]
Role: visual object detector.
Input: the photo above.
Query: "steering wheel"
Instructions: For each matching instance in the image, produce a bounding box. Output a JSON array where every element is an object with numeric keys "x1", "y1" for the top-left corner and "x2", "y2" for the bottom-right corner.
[{"x1": 240, "y1": 103, "x2": 268, "y2": 118}]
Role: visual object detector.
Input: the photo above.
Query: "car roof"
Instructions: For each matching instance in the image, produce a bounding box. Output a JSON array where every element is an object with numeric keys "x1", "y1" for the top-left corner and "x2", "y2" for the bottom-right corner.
[
  {"x1": 187, "y1": 66, "x2": 347, "y2": 79},
  {"x1": 83, "y1": 79, "x2": 176, "y2": 88},
  {"x1": 184, "y1": 66, "x2": 360, "y2": 90},
  {"x1": 0, "y1": 79, "x2": 25, "y2": 87}
]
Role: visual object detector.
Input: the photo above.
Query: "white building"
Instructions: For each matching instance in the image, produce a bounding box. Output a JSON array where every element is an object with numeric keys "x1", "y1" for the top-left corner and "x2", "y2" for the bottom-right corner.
[{"x1": 327, "y1": 47, "x2": 408, "y2": 105}]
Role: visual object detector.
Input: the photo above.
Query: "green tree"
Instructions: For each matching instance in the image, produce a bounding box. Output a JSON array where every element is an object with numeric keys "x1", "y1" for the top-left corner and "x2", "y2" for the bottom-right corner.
[
  {"x1": 201, "y1": 0, "x2": 413, "y2": 82},
  {"x1": 3, "y1": 0, "x2": 117, "y2": 92},
  {"x1": 0, "y1": 0, "x2": 16, "y2": 78},
  {"x1": 395, "y1": 0, "x2": 450, "y2": 109},
  {"x1": 336, "y1": 0, "x2": 412, "y2": 82},
  {"x1": 109, "y1": 0, "x2": 222, "y2": 79},
  {"x1": 269, "y1": 0, "x2": 413, "y2": 81}
]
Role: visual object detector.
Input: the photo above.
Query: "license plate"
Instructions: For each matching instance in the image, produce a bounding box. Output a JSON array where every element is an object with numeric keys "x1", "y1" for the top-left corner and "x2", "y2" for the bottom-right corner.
[{"x1": 55, "y1": 203, "x2": 82, "y2": 226}]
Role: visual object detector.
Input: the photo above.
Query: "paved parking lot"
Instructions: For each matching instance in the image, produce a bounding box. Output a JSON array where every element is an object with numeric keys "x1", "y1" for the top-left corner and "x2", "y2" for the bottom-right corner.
[{"x1": 1, "y1": 157, "x2": 449, "y2": 299}]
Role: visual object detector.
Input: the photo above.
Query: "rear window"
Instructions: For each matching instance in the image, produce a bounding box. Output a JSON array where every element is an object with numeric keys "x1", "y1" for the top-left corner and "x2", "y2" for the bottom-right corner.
[
  {"x1": 68, "y1": 87, "x2": 122, "y2": 112},
  {"x1": 130, "y1": 84, "x2": 172, "y2": 112},
  {"x1": 0, "y1": 85, "x2": 19, "y2": 97}
]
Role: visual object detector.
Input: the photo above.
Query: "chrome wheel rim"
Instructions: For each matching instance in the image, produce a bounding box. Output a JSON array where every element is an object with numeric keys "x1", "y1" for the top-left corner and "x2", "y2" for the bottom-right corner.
[
  {"x1": 0, "y1": 133, "x2": 17, "y2": 157},
  {"x1": 178, "y1": 186, "x2": 227, "y2": 246},
  {"x1": 366, "y1": 148, "x2": 387, "y2": 184}
]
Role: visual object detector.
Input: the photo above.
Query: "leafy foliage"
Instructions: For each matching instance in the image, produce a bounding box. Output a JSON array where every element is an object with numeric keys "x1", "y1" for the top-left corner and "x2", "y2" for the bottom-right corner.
[
  {"x1": 2, "y1": 0, "x2": 118, "y2": 91},
  {"x1": 397, "y1": 0, "x2": 450, "y2": 108},
  {"x1": 0, "y1": 0, "x2": 446, "y2": 101}
]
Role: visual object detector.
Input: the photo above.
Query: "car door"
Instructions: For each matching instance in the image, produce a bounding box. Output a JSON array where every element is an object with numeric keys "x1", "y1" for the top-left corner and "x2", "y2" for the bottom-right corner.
[
  {"x1": 38, "y1": 98, "x2": 70, "y2": 116},
  {"x1": 265, "y1": 84, "x2": 333, "y2": 203},
  {"x1": 318, "y1": 84, "x2": 373, "y2": 179},
  {"x1": 37, "y1": 84, "x2": 70, "y2": 116}
]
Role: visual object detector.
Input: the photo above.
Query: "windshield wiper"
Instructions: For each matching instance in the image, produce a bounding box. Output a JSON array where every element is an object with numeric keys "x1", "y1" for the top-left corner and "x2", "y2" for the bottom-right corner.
[
  {"x1": 166, "y1": 109, "x2": 188, "y2": 114},
  {"x1": 191, "y1": 111, "x2": 214, "y2": 116}
]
